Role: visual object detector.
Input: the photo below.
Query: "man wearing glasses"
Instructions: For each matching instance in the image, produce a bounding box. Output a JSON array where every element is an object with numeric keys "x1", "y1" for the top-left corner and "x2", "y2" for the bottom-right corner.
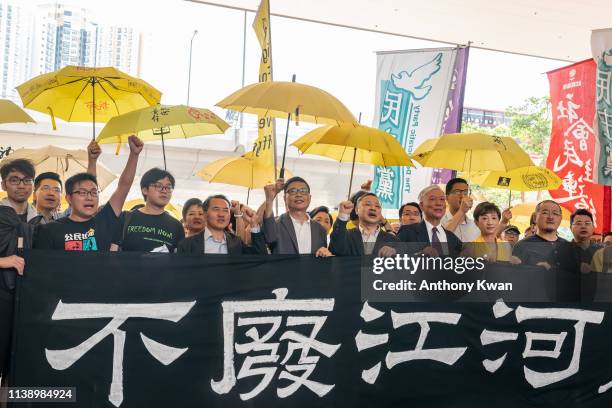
[
  {"x1": 34, "y1": 136, "x2": 143, "y2": 251},
  {"x1": 0, "y1": 159, "x2": 37, "y2": 223},
  {"x1": 261, "y1": 177, "x2": 330, "y2": 256},
  {"x1": 569, "y1": 209, "x2": 600, "y2": 266},
  {"x1": 441, "y1": 178, "x2": 480, "y2": 243},
  {"x1": 512, "y1": 200, "x2": 570, "y2": 268},
  {"x1": 110, "y1": 167, "x2": 184, "y2": 253}
]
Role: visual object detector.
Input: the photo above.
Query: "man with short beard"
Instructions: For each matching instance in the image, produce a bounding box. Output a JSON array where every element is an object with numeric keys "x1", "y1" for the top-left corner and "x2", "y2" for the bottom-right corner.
[
  {"x1": 111, "y1": 168, "x2": 184, "y2": 253},
  {"x1": 178, "y1": 195, "x2": 267, "y2": 255},
  {"x1": 261, "y1": 177, "x2": 330, "y2": 256},
  {"x1": 34, "y1": 136, "x2": 144, "y2": 251},
  {"x1": 513, "y1": 200, "x2": 569, "y2": 268},
  {"x1": 329, "y1": 193, "x2": 397, "y2": 256}
]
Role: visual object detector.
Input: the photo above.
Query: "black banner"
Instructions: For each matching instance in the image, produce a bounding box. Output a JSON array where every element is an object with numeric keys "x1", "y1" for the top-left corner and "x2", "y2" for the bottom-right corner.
[{"x1": 9, "y1": 251, "x2": 612, "y2": 407}]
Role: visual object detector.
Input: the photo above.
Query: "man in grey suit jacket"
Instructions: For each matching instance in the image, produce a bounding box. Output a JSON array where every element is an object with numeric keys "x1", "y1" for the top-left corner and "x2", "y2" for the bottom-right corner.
[{"x1": 261, "y1": 177, "x2": 330, "y2": 256}]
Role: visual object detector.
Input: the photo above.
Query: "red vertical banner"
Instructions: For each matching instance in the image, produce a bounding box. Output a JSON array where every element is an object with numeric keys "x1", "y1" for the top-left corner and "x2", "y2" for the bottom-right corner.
[{"x1": 546, "y1": 59, "x2": 606, "y2": 233}]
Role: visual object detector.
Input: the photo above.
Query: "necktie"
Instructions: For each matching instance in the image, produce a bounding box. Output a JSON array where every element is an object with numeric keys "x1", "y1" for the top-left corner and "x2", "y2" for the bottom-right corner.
[{"x1": 431, "y1": 227, "x2": 444, "y2": 256}]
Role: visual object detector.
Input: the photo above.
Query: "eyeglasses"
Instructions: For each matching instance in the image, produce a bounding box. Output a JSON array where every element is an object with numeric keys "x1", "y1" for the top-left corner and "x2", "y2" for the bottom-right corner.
[
  {"x1": 71, "y1": 189, "x2": 99, "y2": 198},
  {"x1": 539, "y1": 210, "x2": 562, "y2": 217},
  {"x1": 150, "y1": 183, "x2": 173, "y2": 192},
  {"x1": 286, "y1": 187, "x2": 309, "y2": 195},
  {"x1": 39, "y1": 185, "x2": 61, "y2": 193},
  {"x1": 6, "y1": 176, "x2": 33, "y2": 186},
  {"x1": 450, "y1": 189, "x2": 469, "y2": 195},
  {"x1": 572, "y1": 221, "x2": 593, "y2": 227}
]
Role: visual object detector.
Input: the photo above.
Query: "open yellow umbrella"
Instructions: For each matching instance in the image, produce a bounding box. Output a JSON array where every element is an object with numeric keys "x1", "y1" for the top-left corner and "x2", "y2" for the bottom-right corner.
[
  {"x1": 470, "y1": 165, "x2": 562, "y2": 206},
  {"x1": 17, "y1": 66, "x2": 161, "y2": 139},
  {"x1": 0, "y1": 100, "x2": 36, "y2": 124},
  {"x1": 292, "y1": 123, "x2": 413, "y2": 198},
  {"x1": 0, "y1": 145, "x2": 117, "y2": 191},
  {"x1": 96, "y1": 105, "x2": 229, "y2": 169},
  {"x1": 412, "y1": 133, "x2": 534, "y2": 173},
  {"x1": 123, "y1": 198, "x2": 183, "y2": 221},
  {"x1": 216, "y1": 78, "x2": 357, "y2": 177}
]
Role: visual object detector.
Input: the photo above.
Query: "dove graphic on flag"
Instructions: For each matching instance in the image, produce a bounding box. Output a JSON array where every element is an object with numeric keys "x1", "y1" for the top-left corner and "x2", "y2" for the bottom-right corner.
[{"x1": 391, "y1": 54, "x2": 442, "y2": 100}]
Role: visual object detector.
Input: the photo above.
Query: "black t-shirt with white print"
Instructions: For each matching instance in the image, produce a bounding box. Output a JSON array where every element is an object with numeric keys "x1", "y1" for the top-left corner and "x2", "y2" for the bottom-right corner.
[
  {"x1": 112, "y1": 210, "x2": 185, "y2": 252},
  {"x1": 33, "y1": 204, "x2": 118, "y2": 251}
]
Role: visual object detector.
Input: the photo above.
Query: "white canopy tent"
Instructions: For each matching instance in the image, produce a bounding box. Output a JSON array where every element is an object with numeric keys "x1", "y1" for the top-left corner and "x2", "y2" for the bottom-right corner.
[{"x1": 190, "y1": 0, "x2": 609, "y2": 62}]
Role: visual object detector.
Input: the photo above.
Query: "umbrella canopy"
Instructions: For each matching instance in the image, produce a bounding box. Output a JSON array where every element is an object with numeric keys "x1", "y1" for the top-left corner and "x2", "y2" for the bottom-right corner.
[
  {"x1": 17, "y1": 65, "x2": 161, "y2": 138},
  {"x1": 0, "y1": 100, "x2": 36, "y2": 124},
  {"x1": 291, "y1": 123, "x2": 413, "y2": 167},
  {"x1": 122, "y1": 198, "x2": 183, "y2": 221},
  {"x1": 96, "y1": 105, "x2": 229, "y2": 144},
  {"x1": 197, "y1": 154, "x2": 291, "y2": 189},
  {"x1": 470, "y1": 166, "x2": 562, "y2": 192},
  {"x1": 97, "y1": 104, "x2": 229, "y2": 170},
  {"x1": 0, "y1": 146, "x2": 116, "y2": 191},
  {"x1": 412, "y1": 133, "x2": 534, "y2": 172},
  {"x1": 216, "y1": 81, "x2": 357, "y2": 125}
]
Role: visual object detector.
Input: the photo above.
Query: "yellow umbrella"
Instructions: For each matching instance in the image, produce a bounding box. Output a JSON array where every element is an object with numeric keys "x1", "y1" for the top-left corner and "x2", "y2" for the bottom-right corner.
[
  {"x1": 96, "y1": 104, "x2": 229, "y2": 169},
  {"x1": 216, "y1": 78, "x2": 357, "y2": 177},
  {"x1": 0, "y1": 146, "x2": 117, "y2": 191},
  {"x1": 197, "y1": 154, "x2": 293, "y2": 203},
  {"x1": 17, "y1": 65, "x2": 161, "y2": 139},
  {"x1": 292, "y1": 123, "x2": 414, "y2": 198},
  {"x1": 0, "y1": 100, "x2": 36, "y2": 124},
  {"x1": 470, "y1": 166, "x2": 562, "y2": 192},
  {"x1": 123, "y1": 198, "x2": 183, "y2": 221},
  {"x1": 470, "y1": 165, "x2": 562, "y2": 207},
  {"x1": 412, "y1": 133, "x2": 534, "y2": 173}
]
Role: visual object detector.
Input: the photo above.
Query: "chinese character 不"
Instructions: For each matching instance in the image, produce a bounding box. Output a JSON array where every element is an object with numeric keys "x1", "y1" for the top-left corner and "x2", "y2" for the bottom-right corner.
[
  {"x1": 211, "y1": 288, "x2": 341, "y2": 400},
  {"x1": 45, "y1": 300, "x2": 195, "y2": 407}
]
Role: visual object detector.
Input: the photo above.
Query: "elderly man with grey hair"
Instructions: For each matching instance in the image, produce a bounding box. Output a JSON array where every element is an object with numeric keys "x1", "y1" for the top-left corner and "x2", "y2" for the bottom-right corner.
[{"x1": 397, "y1": 185, "x2": 462, "y2": 257}]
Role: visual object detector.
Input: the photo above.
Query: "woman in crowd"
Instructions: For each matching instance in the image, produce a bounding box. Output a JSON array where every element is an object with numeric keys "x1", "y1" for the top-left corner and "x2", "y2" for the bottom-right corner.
[
  {"x1": 466, "y1": 202, "x2": 519, "y2": 264},
  {"x1": 182, "y1": 198, "x2": 205, "y2": 238}
]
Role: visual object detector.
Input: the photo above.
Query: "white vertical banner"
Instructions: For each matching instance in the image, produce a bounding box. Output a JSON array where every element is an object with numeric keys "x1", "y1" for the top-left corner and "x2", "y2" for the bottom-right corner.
[{"x1": 371, "y1": 48, "x2": 458, "y2": 209}]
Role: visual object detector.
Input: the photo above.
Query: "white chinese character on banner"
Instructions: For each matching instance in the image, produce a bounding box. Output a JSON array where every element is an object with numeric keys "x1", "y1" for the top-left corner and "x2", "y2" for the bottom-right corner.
[
  {"x1": 564, "y1": 118, "x2": 594, "y2": 151},
  {"x1": 380, "y1": 91, "x2": 403, "y2": 127},
  {"x1": 375, "y1": 168, "x2": 395, "y2": 201},
  {"x1": 557, "y1": 98, "x2": 580, "y2": 123},
  {"x1": 562, "y1": 171, "x2": 578, "y2": 197},
  {"x1": 354, "y1": 302, "x2": 466, "y2": 385},
  {"x1": 553, "y1": 140, "x2": 584, "y2": 172},
  {"x1": 45, "y1": 301, "x2": 195, "y2": 407},
  {"x1": 211, "y1": 288, "x2": 340, "y2": 400},
  {"x1": 480, "y1": 301, "x2": 604, "y2": 389}
]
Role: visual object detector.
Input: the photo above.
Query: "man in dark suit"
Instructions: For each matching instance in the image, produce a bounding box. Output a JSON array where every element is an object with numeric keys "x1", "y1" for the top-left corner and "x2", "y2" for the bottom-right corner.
[
  {"x1": 398, "y1": 185, "x2": 462, "y2": 257},
  {"x1": 329, "y1": 193, "x2": 398, "y2": 256},
  {"x1": 178, "y1": 195, "x2": 267, "y2": 255},
  {"x1": 261, "y1": 177, "x2": 330, "y2": 256}
]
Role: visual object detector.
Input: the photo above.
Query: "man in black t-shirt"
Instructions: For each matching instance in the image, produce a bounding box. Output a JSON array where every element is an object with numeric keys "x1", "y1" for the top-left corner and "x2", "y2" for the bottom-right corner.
[
  {"x1": 111, "y1": 168, "x2": 184, "y2": 252},
  {"x1": 34, "y1": 136, "x2": 144, "y2": 251}
]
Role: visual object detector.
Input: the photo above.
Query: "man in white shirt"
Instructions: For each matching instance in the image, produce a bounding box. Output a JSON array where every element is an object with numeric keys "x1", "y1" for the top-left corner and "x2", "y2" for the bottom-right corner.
[
  {"x1": 441, "y1": 178, "x2": 481, "y2": 243},
  {"x1": 398, "y1": 185, "x2": 462, "y2": 257},
  {"x1": 261, "y1": 177, "x2": 330, "y2": 256}
]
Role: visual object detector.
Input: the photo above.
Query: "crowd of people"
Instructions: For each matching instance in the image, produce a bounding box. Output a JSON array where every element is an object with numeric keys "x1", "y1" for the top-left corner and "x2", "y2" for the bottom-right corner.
[{"x1": 0, "y1": 136, "x2": 611, "y2": 381}]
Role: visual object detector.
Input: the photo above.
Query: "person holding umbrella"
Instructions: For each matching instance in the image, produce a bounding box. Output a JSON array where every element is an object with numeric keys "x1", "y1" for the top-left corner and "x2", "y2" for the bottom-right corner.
[{"x1": 34, "y1": 136, "x2": 144, "y2": 251}]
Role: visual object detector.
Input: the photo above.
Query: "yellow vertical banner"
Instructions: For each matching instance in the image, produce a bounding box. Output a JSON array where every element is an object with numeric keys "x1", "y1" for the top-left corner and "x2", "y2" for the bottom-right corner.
[{"x1": 249, "y1": 0, "x2": 276, "y2": 178}]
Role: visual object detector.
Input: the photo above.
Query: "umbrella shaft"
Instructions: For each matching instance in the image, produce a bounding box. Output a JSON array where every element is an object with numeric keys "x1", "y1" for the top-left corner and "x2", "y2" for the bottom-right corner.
[{"x1": 279, "y1": 111, "x2": 291, "y2": 179}]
